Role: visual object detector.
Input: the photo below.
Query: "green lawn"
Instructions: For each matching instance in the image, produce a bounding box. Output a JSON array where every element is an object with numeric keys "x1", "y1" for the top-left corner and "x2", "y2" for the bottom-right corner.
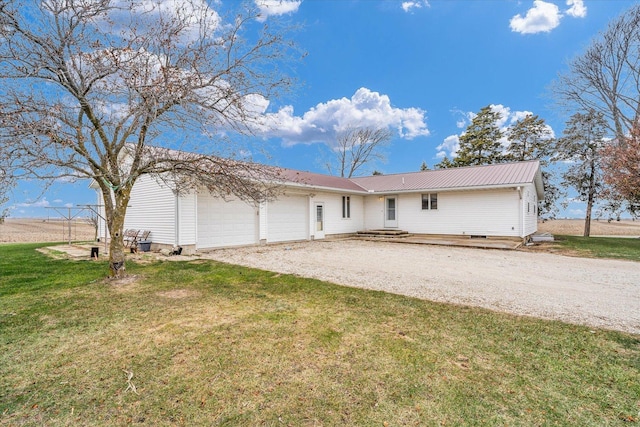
[
  {"x1": 553, "y1": 235, "x2": 640, "y2": 262},
  {"x1": 1, "y1": 243, "x2": 639, "y2": 426}
]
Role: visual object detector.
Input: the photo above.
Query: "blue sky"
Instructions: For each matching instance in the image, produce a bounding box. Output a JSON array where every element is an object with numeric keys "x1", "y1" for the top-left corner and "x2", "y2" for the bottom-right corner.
[{"x1": 7, "y1": 0, "x2": 636, "y2": 218}]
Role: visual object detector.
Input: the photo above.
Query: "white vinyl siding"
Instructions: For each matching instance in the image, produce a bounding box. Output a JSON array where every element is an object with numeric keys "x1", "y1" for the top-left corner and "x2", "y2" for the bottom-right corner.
[
  {"x1": 197, "y1": 192, "x2": 258, "y2": 249},
  {"x1": 308, "y1": 192, "x2": 364, "y2": 237},
  {"x1": 177, "y1": 191, "x2": 197, "y2": 246},
  {"x1": 364, "y1": 188, "x2": 523, "y2": 237},
  {"x1": 267, "y1": 194, "x2": 308, "y2": 242},
  {"x1": 363, "y1": 195, "x2": 385, "y2": 230},
  {"x1": 124, "y1": 175, "x2": 176, "y2": 245}
]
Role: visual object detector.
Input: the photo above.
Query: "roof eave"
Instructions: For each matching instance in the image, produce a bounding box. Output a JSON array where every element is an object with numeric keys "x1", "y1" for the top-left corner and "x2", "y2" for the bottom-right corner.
[
  {"x1": 362, "y1": 182, "x2": 536, "y2": 195},
  {"x1": 278, "y1": 181, "x2": 370, "y2": 194}
]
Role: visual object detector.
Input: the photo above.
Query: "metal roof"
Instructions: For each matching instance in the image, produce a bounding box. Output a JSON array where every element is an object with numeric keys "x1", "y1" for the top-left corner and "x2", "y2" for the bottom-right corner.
[
  {"x1": 349, "y1": 160, "x2": 543, "y2": 195},
  {"x1": 278, "y1": 160, "x2": 543, "y2": 197}
]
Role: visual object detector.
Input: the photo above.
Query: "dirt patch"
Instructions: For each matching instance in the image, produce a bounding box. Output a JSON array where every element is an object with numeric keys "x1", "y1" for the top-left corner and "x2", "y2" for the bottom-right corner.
[
  {"x1": 156, "y1": 289, "x2": 200, "y2": 299},
  {"x1": 105, "y1": 275, "x2": 141, "y2": 292},
  {"x1": 35, "y1": 247, "x2": 69, "y2": 259},
  {"x1": 202, "y1": 239, "x2": 640, "y2": 335}
]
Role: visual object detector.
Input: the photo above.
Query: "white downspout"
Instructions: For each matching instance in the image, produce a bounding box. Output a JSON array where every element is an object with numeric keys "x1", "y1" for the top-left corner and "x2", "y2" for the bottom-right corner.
[{"x1": 517, "y1": 187, "x2": 524, "y2": 238}]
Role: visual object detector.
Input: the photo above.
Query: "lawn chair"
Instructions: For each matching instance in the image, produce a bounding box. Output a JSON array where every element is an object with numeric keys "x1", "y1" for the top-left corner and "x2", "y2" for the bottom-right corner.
[{"x1": 123, "y1": 229, "x2": 140, "y2": 248}]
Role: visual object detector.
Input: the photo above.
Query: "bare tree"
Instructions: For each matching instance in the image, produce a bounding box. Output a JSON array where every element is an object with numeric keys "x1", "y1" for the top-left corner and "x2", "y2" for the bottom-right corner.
[
  {"x1": 553, "y1": 4, "x2": 640, "y2": 141},
  {"x1": 0, "y1": 0, "x2": 296, "y2": 277},
  {"x1": 0, "y1": 145, "x2": 17, "y2": 221},
  {"x1": 555, "y1": 110, "x2": 608, "y2": 237},
  {"x1": 327, "y1": 127, "x2": 392, "y2": 178}
]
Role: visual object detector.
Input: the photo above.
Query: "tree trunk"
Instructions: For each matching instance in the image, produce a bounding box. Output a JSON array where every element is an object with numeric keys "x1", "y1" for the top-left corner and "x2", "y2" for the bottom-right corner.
[
  {"x1": 584, "y1": 162, "x2": 597, "y2": 237},
  {"x1": 108, "y1": 205, "x2": 127, "y2": 277},
  {"x1": 584, "y1": 196, "x2": 593, "y2": 237},
  {"x1": 103, "y1": 188, "x2": 132, "y2": 278}
]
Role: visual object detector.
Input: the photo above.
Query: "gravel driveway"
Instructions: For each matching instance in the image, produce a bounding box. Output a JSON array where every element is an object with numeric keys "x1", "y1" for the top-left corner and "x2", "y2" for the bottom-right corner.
[{"x1": 202, "y1": 239, "x2": 640, "y2": 335}]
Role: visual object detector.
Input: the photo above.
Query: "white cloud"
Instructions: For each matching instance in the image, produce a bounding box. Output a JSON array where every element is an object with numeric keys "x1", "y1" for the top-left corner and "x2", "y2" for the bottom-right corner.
[
  {"x1": 565, "y1": 0, "x2": 586, "y2": 18},
  {"x1": 104, "y1": 0, "x2": 221, "y2": 45},
  {"x1": 402, "y1": 1, "x2": 429, "y2": 13},
  {"x1": 255, "y1": 0, "x2": 302, "y2": 22},
  {"x1": 569, "y1": 208, "x2": 585, "y2": 217},
  {"x1": 258, "y1": 87, "x2": 429, "y2": 148},
  {"x1": 15, "y1": 198, "x2": 51, "y2": 208},
  {"x1": 510, "y1": 0, "x2": 561, "y2": 34},
  {"x1": 450, "y1": 108, "x2": 474, "y2": 129},
  {"x1": 436, "y1": 135, "x2": 460, "y2": 159},
  {"x1": 53, "y1": 199, "x2": 63, "y2": 204}
]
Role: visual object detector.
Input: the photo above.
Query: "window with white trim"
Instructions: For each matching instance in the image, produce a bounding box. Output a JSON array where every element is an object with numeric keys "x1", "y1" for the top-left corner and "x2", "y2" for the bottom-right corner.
[
  {"x1": 421, "y1": 193, "x2": 438, "y2": 210},
  {"x1": 342, "y1": 196, "x2": 351, "y2": 218}
]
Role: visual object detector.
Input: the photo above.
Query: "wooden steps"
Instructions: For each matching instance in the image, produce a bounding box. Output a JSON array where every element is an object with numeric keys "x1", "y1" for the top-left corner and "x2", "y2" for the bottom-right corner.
[{"x1": 356, "y1": 229, "x2": 412, "y2": 238}]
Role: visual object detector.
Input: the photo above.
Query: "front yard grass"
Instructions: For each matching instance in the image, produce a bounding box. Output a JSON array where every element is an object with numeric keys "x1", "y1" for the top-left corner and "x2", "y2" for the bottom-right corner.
[
  {"x1": 552, "y1": 235, "x2": 640, "y2": 261},
  {"x1": 1, "y1": 243, "x2": 639, "y2": 426}
]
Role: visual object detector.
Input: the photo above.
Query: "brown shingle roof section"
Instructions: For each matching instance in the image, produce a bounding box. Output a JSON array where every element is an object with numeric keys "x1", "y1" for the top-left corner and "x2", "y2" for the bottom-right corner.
[
  {"x1": 349, "y1": 160, "x2": 541, "y2": 193},
  {"x1": 278, "y1": 168, "x2": 368, "y2": 192}
]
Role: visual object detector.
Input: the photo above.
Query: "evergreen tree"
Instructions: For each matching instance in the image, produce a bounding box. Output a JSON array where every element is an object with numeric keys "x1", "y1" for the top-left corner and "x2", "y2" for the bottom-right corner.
[
  {"x1": 453, "y1": 105, "x2": 505, "y2": 166},
  {"x1": 434, "y1": 156, "x2": 455, "y2": 169},
  {"x1": 506, "y1": 114, "x2": 561, "y2": 218},
  {"x1": 506, "y1": 114, "x2": 553, "y2": 161}
]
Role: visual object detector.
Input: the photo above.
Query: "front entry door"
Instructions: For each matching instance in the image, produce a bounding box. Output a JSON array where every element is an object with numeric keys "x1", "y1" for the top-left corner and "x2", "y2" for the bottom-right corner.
[
  {"x1": 315, "y1": 203, "x2": 325, "y2": 239},
  {"x1": 384, "y1": 196, "x2": 398, "y2": 228}
]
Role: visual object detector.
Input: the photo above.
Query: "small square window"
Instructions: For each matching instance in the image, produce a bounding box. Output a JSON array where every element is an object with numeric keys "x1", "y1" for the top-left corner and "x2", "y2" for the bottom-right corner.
[{"x1": 422, "y1": 193, "x2": 438, "y2": 210}]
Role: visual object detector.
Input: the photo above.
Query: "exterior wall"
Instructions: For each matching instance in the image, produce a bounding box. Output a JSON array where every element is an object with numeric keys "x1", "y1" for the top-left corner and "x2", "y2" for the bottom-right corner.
[
  {"x1": 364, "y1": 195, "x2": 385, "y2": 230},
  {"x1": 178, "y1": 191, "x2": 197, "y2": 246},
  {"x1": 95, "y1": 190, "x2": 107, "y2": 241},
  {"x1": 196, "y1": 192, "x2": 259, "y2": 249},
  {"x1": 310, "y1": 192, "x2": 364, "y2": 237},
  {"x1": 124, "y1": 175, "x2": 177, "y2": 245},
  {"x1": 266, "y1": 194, "x2": 309, "y2": 242},
  {"x1": 364, "y1": 188, "x2": 524, "y2": 237},
  {"x1": 523, "y1": 183, "x2": 538, "y2": 237}
]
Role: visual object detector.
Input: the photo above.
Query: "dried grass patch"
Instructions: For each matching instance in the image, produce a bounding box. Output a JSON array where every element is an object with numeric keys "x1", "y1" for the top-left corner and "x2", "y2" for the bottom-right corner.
[{"x1": 156, "y1": 289, "x2": 200, "y2": 299}]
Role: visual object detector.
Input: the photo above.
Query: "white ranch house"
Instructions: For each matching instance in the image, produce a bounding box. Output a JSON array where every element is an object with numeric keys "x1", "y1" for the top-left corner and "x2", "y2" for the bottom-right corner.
[{"x1": 93, "y1": 160, "x2": 543, "y2": 253}]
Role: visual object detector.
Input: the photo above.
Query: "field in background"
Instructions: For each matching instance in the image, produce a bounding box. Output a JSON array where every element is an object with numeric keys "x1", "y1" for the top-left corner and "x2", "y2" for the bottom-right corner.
[
  {"x1": 539, "y1": 219, "x2": 640, "y2": 237},
  {"x1": 0, "y1": 218, "x2": 95, "y2": 243},
  {"x1": 2, "y1": 218, "x2": 640, "y2": 244}
]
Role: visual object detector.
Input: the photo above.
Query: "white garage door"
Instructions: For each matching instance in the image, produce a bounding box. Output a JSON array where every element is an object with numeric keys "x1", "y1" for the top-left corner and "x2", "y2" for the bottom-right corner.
[
  {"x1": 197, "y1": 193, "x2": 258, "y2": 249},
  {"x1": 267, "y1": 195, "x2": 308, "y2": 243}
]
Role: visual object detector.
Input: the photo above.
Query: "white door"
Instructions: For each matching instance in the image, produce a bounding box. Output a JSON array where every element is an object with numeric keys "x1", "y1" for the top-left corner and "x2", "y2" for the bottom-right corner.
[
  {"x1": 384, "y1": 196, "x2": 398, "y2": 228},
  {"x1": 315, "y1": 203, "x2": 325, "y2": 239},
  {"x1": 197, "y1": 193, "x2": 258, "y2": 249},
  {"x1": 267, "y1": 195, "x2": 308, "y2": 242}
]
